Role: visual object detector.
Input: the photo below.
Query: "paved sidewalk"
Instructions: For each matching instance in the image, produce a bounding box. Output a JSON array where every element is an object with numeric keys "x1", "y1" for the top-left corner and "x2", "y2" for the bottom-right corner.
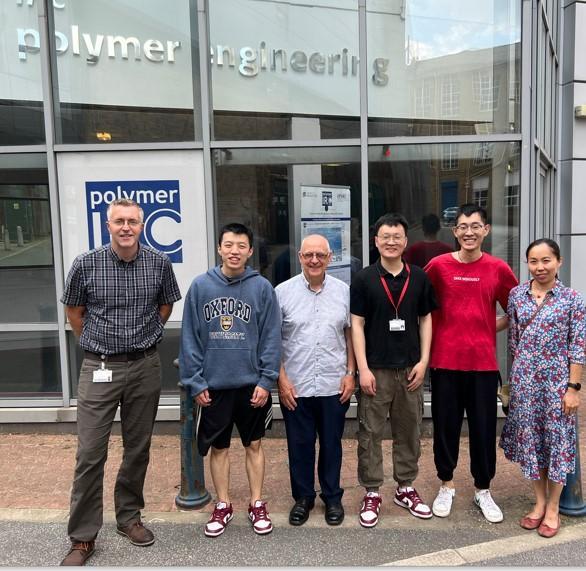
[
  {"x1": 0, "y1": 432, "x2": 533, "y2": 516},
  {"x1": 2, "y1": 416, "x2": 586, "y2": 566},
  {"x1": 2, "y1": 415, "x2": 586, "y2": 518}
]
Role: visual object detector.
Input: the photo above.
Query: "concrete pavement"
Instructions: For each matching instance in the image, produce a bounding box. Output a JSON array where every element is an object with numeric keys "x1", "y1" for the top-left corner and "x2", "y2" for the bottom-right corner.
[{"x1": 1, "y1": 420, "x2": 586, "y2": 566}]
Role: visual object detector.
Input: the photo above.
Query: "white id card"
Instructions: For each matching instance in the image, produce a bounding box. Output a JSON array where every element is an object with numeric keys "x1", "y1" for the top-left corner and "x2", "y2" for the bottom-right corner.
[
  {"x1": 389, "y1": 319, "x2": 406, "y2": 332},
  {"x1": 93, "y1": 369, "x2": 113, "y2": 383}
]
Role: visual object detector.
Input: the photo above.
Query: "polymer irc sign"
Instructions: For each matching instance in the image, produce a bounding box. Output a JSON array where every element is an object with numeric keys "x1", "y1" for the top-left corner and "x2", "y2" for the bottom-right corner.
[{"x1": 85, "y1": 180, "x2": 183, "y2": 263}]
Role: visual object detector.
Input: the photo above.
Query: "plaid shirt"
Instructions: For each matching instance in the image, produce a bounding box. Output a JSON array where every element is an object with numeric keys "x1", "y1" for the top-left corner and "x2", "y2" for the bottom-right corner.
[{"x1": 61, "y1": 244, "x2": 181, "y2": 354}]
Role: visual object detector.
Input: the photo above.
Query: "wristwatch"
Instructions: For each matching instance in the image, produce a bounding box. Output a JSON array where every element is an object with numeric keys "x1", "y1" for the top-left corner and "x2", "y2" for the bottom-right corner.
[
  {"x1": 567, "y1": 382, "x2": 582, "y2": 391},
  {"x1": 346, "y1": 370, "x2": 356, "y2": 377}
]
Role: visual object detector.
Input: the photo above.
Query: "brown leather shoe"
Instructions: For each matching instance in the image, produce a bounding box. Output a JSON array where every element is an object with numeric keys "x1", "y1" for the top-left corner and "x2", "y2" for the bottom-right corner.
[
  {"x1": 60, "y1": 541, "x2": 95, "y2": 566},
  {"x1": 116, "y1": 520, "x2": 155, "y2": 546}
]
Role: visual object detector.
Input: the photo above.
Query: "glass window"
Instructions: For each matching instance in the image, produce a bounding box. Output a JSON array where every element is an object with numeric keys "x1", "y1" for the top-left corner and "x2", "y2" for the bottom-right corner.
[
  {"x1": 214, "y1": 147, "x2": 363, "y2": 285},
  {"x1": 0, "y1": 154, "x2": 57, "y2": 323},
  {"x1": 51, "y1": 0, "x2": 201, "y2": 144},
  {"x1": 441, "y1": 144, "x2": 458, "y2": 170},
  {"x1": 368, "y1": 141, "x2": 520, "y2": 387},
  {"x1": 367, "y1": 142, "x2": 520, "y2": 275},
  {"x1": 0, "y1": 331, "x2": 61, "y2": 397},
  {"x1": 68, "y1": 330, "x2": 182, "y2": 397},
  {"x1": 367, "y1": 0, "x2": 521, "y2": 136},
  {"x1": 0, "y1": 2, "x2": 46, "y2": 144},
  {"x1": 209, "y1": 0, "x2": 360, "y2": 141}
]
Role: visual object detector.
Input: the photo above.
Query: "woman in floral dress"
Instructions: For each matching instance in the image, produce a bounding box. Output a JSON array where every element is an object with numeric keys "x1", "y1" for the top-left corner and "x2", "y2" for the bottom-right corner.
[{"x1": 500, "y1": 238, "x2": 586, "y2": 538}]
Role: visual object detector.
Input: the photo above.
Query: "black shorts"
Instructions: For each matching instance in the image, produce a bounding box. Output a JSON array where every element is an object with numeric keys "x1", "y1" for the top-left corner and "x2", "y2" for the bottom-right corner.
[{"x1": 195, "y1": 385, "x2": 273, "y2": 456}]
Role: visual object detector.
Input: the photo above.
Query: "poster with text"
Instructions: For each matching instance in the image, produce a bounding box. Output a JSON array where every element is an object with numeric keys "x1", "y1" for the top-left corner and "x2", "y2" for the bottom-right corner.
[{"x1": 300, "y1": 184, "x2": 351, "y2": 284}]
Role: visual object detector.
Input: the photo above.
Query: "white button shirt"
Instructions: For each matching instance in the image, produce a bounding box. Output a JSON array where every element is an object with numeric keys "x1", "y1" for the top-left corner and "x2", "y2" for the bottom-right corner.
[{"x1": 275, "y1": 272, "x2": 350, "y2": 397}]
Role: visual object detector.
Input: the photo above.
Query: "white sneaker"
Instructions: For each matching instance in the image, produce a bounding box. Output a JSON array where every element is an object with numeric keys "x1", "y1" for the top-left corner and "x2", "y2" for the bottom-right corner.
[
  {"x1": 474, "y1": 489, "x2": 503, "y2": 523},
  {"x1": 432, "y1": 486, "x2": 455, "y2": 517}
]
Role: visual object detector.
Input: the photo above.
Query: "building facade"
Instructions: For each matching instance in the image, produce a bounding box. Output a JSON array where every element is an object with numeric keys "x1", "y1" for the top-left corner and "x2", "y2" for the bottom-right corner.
[{"x1": 0, "y1": 0, "x2": 580, "y2": 423}]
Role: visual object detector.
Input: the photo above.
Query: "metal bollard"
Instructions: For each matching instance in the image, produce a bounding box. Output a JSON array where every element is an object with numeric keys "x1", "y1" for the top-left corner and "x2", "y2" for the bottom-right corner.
[
  {"x1": 16, "y1": 226, "x2": 24, "y2": 247},
  {"x1": 3, "y1": 228, "x2": 10, "y2": 251},
  {"x1": 560, "y1": 413, "x2": 586, "y2": 516},
  {"x1": 173, "y1": 358, "x2": 211, "y2": 510}
]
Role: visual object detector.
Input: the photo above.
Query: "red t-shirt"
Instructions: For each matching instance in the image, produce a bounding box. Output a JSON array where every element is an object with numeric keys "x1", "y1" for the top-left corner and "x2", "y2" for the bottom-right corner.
[{"x1": 424, "y1": 252, "x2": 518, "y2": 371}]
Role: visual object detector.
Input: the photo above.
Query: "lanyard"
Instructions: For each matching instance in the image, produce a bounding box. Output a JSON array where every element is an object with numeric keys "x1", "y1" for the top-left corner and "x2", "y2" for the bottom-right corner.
[{"x1": 379, "y1": 263, "x2": 410, "y2": 320}]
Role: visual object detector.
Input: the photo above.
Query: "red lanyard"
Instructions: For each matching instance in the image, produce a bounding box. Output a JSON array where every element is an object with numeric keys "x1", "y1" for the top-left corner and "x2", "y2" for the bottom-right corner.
[{"x1": 379, "y1": 263, "x2": 411, "y2": 319}]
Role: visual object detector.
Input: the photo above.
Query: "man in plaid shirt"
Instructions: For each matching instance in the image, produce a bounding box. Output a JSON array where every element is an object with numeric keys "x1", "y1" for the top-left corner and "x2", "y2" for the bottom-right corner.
[{"x1": 59, "y1": 198, "x2": 181, "y2": 566}]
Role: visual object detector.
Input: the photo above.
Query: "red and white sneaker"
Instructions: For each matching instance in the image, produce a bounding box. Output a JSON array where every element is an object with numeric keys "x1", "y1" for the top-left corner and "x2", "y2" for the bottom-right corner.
[
  {"x1": 359, "y1": 492, "x2": 382, "y2": 528},
  {"x1": 394, "y1": 487, "x2": 432, "y2": 519},
  {"x1": 248, "y1": 500, "x2": 273, "y2": 535},
  {"x1": 204, "y1": 501, "x2": 233, "y2": 537}
]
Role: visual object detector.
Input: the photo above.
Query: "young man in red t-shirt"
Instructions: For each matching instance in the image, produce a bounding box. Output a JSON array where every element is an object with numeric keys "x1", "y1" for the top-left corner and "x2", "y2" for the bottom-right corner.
[{"x1": 424, "y1": 204, "x2": 518, "y2": 523}]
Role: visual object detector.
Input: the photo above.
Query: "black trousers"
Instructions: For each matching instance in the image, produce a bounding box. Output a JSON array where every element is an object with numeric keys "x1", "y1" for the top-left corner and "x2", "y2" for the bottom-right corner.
[
  {"x1": 430, "y1": 369, "x2": 499, "y2": 490},
  {"x1": 281, "y1": 395, "x2": 350, "y2": 504}
]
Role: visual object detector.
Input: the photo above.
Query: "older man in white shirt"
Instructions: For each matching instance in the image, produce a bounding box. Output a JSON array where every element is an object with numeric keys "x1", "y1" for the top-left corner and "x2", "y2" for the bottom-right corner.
[{"x1": 276, "y1": 234, "x2": 356, "y2": 527}]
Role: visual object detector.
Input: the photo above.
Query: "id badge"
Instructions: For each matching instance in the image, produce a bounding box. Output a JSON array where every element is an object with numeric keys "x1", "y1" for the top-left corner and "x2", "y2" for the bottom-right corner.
[
  {"x1": 389, "y1": 319, "x2": 406, "y2": 332},
  {"x1": 93, "y1": 368, "x2": 113, "y2": 383}
]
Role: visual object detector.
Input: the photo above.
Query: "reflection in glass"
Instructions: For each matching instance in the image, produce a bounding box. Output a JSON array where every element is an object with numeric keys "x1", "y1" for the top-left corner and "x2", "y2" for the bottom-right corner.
[
  {"x1": 51, "y1": 0, "x2": 200, "y2": 143},
  {"x1": 0, "y1": 332, "x2": 61, "y2": 397},
  {"x1": 0, "y1": 185, "x2": 53, "y2": 268},
  {"x1": 368, "y1": 142, "x2": 520, "y2": 276},
  {"x1": 210, "y1": 0, "x2": 360, "y2": 140},
  {"x1": 0, "y1": 102, "x2": 45, "y2": 146},
  {"x1": 214, "y1": 147, "x2": 362, "y2": 285},
  {"x1": 0, "y1": 156, "x2": 57, "y2": 322},
  {"x1": 367, "y1": 0, "x2": 521, "y2": 136},
  {"x1": 403, "y1": 213, "x2": 453, "y2": 268},
  {"x1": 0, "y1": 3, "x2": 46, "y2": 144}
]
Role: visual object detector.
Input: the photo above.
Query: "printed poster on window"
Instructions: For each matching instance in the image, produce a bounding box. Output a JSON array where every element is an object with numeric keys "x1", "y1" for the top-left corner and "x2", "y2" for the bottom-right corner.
[{"x1": 300, "y1": 184, "x2": 351, "y2": 284}]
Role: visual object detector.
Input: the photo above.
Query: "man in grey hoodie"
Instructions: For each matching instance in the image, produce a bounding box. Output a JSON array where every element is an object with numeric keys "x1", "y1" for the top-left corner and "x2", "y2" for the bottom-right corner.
[{"x1": 179, "y1": 223, "x2": 281, "y2": 538}]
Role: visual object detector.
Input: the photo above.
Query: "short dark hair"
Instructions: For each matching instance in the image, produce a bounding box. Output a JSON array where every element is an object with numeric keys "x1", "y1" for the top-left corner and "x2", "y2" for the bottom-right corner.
[
  {"x1": 526, "y1": 238, "x2": 561, "y2": 261},
  {"x1": 218, "y1": 223, "x2": 254, "y2": 248},
  {"x1": 455, "y1": 203, "x2": 488, "y2": 225},
  {"x1": 421, "y1": 213, "x2": 441, "y2": 235},
  {"x1": 374, "y1": 213, "x2": 409, "y2": 237}
]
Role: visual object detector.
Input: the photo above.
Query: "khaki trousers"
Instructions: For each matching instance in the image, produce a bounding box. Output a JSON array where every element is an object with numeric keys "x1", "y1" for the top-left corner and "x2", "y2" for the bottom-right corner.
[
  {"x1": 67, "y1": 352, "x2": 161, "y2": 542},
  {"x1": 357, "y1": 367, "x2": 423, "y2": 489}
]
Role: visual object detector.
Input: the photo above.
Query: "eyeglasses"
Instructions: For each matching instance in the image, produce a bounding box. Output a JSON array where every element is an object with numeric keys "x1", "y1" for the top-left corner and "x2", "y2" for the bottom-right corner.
[
  {"x1": 454, "y1": 223, "x2": 485, "y2": 232},
  {"x1": 108, "y1": 219, "x2": 142, "y2": 228},
  {"x1": 300, "y1": 252, "x2": 329, "y2": 261},
  {"x1": 376, "y1": 234, "x2": 406, "y2": 244}
]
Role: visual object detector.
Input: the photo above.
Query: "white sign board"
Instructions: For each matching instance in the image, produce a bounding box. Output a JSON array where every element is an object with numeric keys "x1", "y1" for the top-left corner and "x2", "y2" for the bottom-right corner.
[{"x1": 57, "y1": 149, "x2": 208, "y2": 321}]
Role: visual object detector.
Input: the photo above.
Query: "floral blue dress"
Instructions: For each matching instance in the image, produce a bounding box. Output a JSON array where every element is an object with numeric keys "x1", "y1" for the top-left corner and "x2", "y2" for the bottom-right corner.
[{"x1": 499, "y1": 279, "x2": 586, "y2": 484}]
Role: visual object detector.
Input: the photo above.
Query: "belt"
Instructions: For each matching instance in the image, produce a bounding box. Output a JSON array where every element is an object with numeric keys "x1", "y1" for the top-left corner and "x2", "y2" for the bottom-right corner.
[{"x1": 84, "y1": 346, "x2": 157, "y2": 362}]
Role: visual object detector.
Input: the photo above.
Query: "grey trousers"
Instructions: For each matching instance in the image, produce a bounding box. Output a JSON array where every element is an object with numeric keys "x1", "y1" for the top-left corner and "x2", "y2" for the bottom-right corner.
[
  {"x1": 357, "y1": 367, "x2": 424, "y2": 489},
  {"x1": 67, "y1": 352, "x2": 161, "y2": 542}
]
